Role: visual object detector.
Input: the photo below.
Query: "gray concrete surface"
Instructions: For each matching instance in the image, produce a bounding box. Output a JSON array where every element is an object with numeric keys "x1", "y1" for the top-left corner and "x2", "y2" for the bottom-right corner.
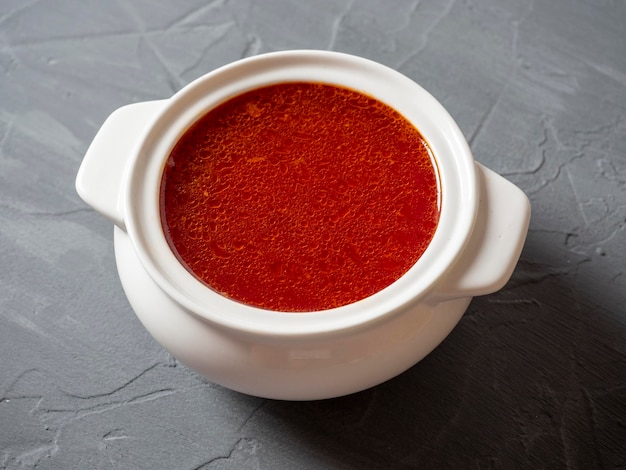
[{"x1": 1, "y1": 0, "x2": 625, "y2": 468}]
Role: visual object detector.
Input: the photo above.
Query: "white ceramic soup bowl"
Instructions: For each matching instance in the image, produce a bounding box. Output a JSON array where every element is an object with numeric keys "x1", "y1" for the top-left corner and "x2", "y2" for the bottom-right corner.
[{"x1": 76, "y1": 50, "x2": 530, "y2": 400}]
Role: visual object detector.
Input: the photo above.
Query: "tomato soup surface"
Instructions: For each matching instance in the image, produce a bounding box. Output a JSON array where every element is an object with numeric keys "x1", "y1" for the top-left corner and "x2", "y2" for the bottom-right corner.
[{"x1": 160, "y1": 82, "x2": 440, "y2": 312}]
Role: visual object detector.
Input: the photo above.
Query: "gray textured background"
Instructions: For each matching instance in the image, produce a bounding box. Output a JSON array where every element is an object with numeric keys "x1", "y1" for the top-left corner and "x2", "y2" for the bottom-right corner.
[{"x1": 1, "y1": 1, "x2": 625, "y2": 469}]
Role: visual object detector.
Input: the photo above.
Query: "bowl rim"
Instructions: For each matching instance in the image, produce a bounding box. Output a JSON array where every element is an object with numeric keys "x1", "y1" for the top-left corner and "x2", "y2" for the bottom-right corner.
[{"x1": 123, "y1": 50, "x2": 478, "y2": 338}]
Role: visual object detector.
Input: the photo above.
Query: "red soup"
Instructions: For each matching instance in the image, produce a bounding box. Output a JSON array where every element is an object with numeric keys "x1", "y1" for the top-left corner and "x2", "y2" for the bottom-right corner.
[{"x1": 160, "y1": 82, "x2": 440, "y2": 312}]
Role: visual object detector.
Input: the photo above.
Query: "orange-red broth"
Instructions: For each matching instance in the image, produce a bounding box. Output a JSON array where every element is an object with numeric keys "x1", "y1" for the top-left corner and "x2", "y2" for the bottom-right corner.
[{"x1": 160, "y1": 82, "x2": 440, "y2": 312}]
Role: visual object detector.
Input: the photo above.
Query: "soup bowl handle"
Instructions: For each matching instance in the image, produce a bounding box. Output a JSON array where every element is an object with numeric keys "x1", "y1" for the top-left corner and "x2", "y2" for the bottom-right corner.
[
  {"x1": 429, "y1": 162, "x2": 530, "y2": 303},
  {"x1": 76, "y1": 100, "x2": 168, "y2": 230}
]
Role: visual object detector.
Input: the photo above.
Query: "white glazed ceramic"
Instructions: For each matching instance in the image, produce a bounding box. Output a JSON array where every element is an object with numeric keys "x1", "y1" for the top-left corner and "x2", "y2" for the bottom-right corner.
[{"x1": 76, "y1": 50, "x2": 530, "y2": 400}]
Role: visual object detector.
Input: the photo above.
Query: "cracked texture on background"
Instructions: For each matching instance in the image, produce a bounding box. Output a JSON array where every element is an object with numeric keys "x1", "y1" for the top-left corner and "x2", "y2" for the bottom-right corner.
[{"x1": 0, "y1": 0, "x2": 625, "y2": 468}]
